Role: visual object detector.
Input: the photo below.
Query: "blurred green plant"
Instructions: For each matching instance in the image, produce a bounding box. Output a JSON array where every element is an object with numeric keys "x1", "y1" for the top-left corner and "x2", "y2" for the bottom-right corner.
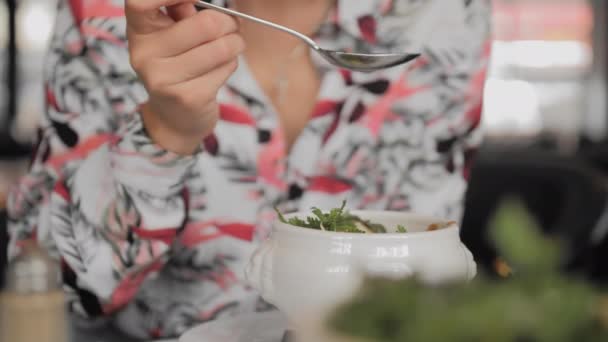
[{"x1": 329, "y1": 199, "x2": 608, "y2": 342}]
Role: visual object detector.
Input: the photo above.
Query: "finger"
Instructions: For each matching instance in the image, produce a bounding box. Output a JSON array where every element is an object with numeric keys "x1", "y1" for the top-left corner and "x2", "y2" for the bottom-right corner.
[
  {"x1": 166, "y1": 2, "x2": 197, "y2": 21},
  {"x1": 168, "y1": 59, "x2": 239, "y2": 105},
  {"x1": 127, "y1": 0, "x2": 196, "y2": 12},
  {"x1": 136, "y1": 10, "x2": 239, "y2": 58},
  {"x1": 126, "y1": 0, "x2": 196, "y2": 34},
  {"x1": 162, "y1": 33, "x2": 245, "y2": 85}
]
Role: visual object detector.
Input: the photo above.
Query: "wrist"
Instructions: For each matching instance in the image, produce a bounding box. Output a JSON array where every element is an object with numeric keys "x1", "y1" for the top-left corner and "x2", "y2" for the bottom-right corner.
[{"x1": 141, "y1": 103, "x2": 203, "y2": 156}]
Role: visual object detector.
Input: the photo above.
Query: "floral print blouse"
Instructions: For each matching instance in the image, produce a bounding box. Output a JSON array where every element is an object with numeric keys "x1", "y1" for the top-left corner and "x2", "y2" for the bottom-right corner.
[{"x1": 7, "y1": 0, "x2": 491, "y2": 338}]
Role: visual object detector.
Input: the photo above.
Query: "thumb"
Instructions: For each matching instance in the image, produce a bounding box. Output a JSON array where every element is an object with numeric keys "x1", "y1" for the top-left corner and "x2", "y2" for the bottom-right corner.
[{"x1": 167, "y1": 2, "x2": 198, "y2": 21}]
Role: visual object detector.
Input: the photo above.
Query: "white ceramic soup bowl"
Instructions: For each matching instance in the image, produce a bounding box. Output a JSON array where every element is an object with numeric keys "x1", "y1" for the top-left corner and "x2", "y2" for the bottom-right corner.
[{"x1": 244, "y1": 211, "x2": 476, "y2": 327}]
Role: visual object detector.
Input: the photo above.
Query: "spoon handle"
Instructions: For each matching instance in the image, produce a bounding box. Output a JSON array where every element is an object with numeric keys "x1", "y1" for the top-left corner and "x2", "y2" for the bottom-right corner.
[{"x1": 194, "y1": 1, "x2": 319, "y2": 50}]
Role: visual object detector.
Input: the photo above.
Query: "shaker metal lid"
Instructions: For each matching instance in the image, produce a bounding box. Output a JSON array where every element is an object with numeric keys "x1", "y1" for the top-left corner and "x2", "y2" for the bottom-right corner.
[{"x1": 4, "y1": 241, "x2": 61, "y2": 293}]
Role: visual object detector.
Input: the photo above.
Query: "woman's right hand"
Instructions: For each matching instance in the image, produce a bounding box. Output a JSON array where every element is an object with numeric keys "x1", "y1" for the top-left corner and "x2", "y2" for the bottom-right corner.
[{"x1": 126, "y1": 0, "x2": 245, "y2": 155}]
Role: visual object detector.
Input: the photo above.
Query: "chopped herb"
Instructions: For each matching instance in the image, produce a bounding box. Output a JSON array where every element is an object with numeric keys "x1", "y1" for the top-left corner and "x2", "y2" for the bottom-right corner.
[
  {"x1": 275, "y1": 201, "x2": 409, "y2": 234},
  {"x1": 396, "y1": 225, "x2": 408, "y2": 233}
]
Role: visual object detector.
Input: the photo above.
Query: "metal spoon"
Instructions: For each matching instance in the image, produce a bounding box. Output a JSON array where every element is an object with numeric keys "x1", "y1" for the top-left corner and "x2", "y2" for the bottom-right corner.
[{"x1": 194, "y1": 1, "x2": 420, "y2": 72}]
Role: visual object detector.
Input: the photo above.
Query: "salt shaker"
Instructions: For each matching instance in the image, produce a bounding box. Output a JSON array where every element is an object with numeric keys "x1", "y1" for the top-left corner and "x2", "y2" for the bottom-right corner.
[{"x1": 0, "y1": 242, "x2": 68, "y2": 342}]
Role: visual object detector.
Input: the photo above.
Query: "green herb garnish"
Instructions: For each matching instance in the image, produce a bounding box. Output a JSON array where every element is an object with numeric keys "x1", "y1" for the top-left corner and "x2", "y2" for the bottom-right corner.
[{"x1": 275, "y1": 201, "x2": 407, "y2": 234}]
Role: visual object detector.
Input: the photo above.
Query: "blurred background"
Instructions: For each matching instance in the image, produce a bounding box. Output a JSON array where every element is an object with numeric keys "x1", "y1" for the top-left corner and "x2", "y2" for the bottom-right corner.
[{"x1": 1, "y1": 0, "x2": 608, "y2": 282}]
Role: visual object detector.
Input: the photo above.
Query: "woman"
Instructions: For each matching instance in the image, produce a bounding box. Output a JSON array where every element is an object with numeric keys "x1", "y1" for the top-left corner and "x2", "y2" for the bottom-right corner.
[{"x1": 8, "y1": 0, "x2": 491, "y2": 338}]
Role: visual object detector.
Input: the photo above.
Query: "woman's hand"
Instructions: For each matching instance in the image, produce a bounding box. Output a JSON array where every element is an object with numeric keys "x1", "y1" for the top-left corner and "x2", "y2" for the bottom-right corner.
[{"x1": 126, "y1": 0, "x2": 244, "y2": 155}]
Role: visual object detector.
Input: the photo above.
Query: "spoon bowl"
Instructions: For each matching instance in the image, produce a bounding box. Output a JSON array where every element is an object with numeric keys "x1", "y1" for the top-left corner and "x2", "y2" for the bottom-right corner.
[
  {"x1": 195, "y1": 1, "x2": 420, "y2": 72},
  {"x1": 318, "y1": 50, "x2": 421, "y2": 72}
]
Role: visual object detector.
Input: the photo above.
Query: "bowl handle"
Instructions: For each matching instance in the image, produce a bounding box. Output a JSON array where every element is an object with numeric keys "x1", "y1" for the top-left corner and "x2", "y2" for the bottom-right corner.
[{"x1": 244, "y1": 238, "x2": 276, "y2": 304}]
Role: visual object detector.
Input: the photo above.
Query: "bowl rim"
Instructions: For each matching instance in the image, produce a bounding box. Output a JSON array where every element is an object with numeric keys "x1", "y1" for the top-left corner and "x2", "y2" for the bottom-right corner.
[{"x1": 274, "y1": 210, "x2": 458, "y2": 239}]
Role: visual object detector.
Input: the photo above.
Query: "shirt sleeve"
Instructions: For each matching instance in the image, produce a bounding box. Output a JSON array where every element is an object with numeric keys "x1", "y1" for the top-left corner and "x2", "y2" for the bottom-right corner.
[
  {"x1": 7, "y1": 0, "x2": 200, "y2": 318},
  {"x1": 51, "y1": 114, "x2": 198, "y2": 318}
]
